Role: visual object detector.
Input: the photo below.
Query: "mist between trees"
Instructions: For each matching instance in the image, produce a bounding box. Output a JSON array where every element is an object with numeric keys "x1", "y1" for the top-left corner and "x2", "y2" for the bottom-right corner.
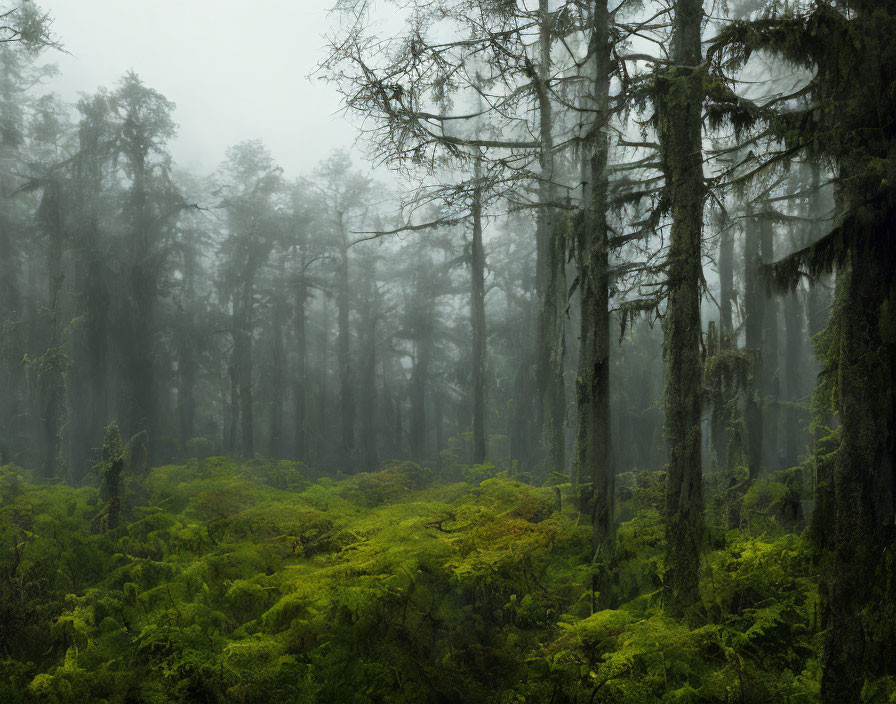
[{"x1": 1, "y1": 0, "x2": 894, "y2": 702}]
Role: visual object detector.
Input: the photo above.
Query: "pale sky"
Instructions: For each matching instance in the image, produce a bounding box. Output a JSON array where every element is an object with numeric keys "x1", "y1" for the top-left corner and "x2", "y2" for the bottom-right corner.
[{"x1": 43, "y1": 0, "x2": 360, "y2": 177}]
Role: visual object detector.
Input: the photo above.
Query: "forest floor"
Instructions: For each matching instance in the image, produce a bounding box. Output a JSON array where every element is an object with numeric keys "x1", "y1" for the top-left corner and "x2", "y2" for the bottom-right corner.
[{"x1": 1, "y1": 457, "x2": 823, "y2": 703}]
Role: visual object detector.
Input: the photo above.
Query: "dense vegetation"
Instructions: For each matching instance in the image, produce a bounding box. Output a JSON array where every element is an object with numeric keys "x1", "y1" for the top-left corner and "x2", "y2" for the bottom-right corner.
[{"x1": 2, "y1": 453, "x2": 825, "y2": 703}]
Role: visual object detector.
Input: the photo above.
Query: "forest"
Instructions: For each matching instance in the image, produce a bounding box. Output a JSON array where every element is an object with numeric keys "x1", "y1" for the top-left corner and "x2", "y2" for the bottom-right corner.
[{"x1": 0, "y1": 0, "x2": 893, "y2": 702}]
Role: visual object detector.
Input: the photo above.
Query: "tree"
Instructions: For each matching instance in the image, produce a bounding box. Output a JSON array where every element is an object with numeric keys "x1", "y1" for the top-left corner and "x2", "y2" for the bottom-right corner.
[
  {"x1": 713, "y1": 2, "x2": 896, "y2": 697},
  {"x1": 217, "y1": 139, "x2": 282, "y2": 458},
  {"x1": 110, "y1": 72, "x2": 180, "y2": 462},
  {"x1": 655, "y1": 0, "x2": 706, "y2": 614},
  {"x1": 312, "y1": 150, "x2": 373, "y2": 469},
  {"x1": 574, "y1": 0, "x2": 615, "y2": 609}
]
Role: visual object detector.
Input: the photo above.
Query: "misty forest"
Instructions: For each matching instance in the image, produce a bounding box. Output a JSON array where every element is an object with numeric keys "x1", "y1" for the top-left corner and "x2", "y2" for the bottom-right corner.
[{"x1": 0, "y1": 0, "x2": 894, "y2": 701}]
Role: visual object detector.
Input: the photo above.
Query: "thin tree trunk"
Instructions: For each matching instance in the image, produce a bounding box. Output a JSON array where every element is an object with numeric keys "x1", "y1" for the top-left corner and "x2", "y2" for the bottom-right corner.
[
  {"x1": 235, "y1": 262, "x2": 256, "y2": 458},
  {"x1": 269, "y1": 261, "x2": 286, "y2": 458},
  {"x1": 337, "y1": 212, "x2": 354, "y2": 466},
  {"x1": 294, "y1": 268, "x2": 307, "y2": 462},
  {"x1": 409, "y1": 339, "x2": 429, "y2": 461},
  {"x1": 317, "y1": 295, "x2": 329, "y2": 462},
  {"x1": 176, "y1": 251, "x2": 197, "y2": 450},
  {"x1": 782, "y1": 231, "x2": 804, "y2": 468},
  {"x1": 719, "y1": 217, "x2": 734, "y2": 339},
  {"x1": 359, "y1": 264, "x2": 378, "y2": 472},
  {"x1": 714, "y1": 210, "x2": 735, "y2": 471},
  {"x1": 759, "y1": 216, "x2": 779, "y2": 471},
  {"x1": 471, "y1": 160, "x2": 487, "y2": 464},
  {"x1": 744, "y1": 214, "x2": 764, "y2": 480}
]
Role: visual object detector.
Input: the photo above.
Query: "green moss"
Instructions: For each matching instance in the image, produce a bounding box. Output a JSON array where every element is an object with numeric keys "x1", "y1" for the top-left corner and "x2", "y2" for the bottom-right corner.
[{"x1": 0, "y1": 458, "x2": 828, "y2": 703}]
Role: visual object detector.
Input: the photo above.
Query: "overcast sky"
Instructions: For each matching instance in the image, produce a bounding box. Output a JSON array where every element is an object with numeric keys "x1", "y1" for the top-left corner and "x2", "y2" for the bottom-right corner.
[{"x1": 43, "y1": 0, "x2": 360, "y2": 177}]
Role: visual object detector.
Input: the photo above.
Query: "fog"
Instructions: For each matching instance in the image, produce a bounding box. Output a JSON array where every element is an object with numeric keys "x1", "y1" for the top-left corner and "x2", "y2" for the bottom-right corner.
[
  {"x1": 1, "y1": 1, "x2": 893, "y2": 702},
  {"x1": 45, "y1": 0, "x2": 355, "y2": 174}
]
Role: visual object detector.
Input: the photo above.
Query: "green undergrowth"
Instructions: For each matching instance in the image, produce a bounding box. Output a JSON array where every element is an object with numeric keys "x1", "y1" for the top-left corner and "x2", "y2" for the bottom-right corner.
[{"x1": 0, "y1": 458, "x2": 823, "y2": 703}]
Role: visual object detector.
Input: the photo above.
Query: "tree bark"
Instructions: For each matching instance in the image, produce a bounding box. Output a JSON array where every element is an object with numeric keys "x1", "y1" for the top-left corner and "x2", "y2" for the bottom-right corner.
[
  {"x1": 819, "y1": 162, "x2": 896, "y2": 702},
  {"x1": 574, "y1": 0, "x2": 614, "y2": 610},
  {"x1": 781, "y1": 230, "x2": 804, "y2": 469},
  {"x1": 744, "y1": 214, "x2": 764, "y2": 480},
  {"x1": 359, "y1": 264, "x2": 379, "y2": 472},
  {"x1": 471, "y1": 160, "x2": 487, "y2": 464},
  {"x1": 759, "y1": 216, "x2": 780, "y2": 471},
  {"x1": 336, "y1": 211, "x2": 355, "y2": 466},
  {"x1": 235, "y1": 275, "x2": 255, "y2": 458},
  {"x1": 657, "y1": 0, "x2": 705, "y2": 614},
  {"x1": 293, "y1": 261, "x2": 308, "y2": 462},
  {"x1": 268, "y1": 260, "x2": 286, "y2": 458},
  {"x1": 534, "y1": 0, "x2": 566, "y2": 478}
]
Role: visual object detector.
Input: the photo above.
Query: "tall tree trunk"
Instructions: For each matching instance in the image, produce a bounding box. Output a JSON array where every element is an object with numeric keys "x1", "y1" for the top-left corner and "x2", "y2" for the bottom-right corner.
[
  {"x1": 744, "y1": 214, "x2": 764, "y2": 480},
  {"x1": 471, "y1": 160, "x2": 487, "y2": 464},
  {"x1": 177, "y1": 334, "x2": 196, "y2": 449},
  {"x1": 759, "y1": 216, "x2": 779, "y2": 471},
  {"x1": 713, "y1": 212, "x2": 735, "y2": 471},
  {"x1": 359, "y1": 271, "x2": 378, "y2": 472},
  {"x1": 293, "y1": 268, "x2": 307, "y2": 462},
  {"x1": 656, "y1": 0, "x2": 704, "y2": 614},
  {"x1": 534, "y1": 0, "x2": 566, "y2": 477},
  {"x1": 719, "y1": 216, "x2": 734, "y2": 339},
  {"x1": 434, "y1": 389, "x2": 444, "y2": 472},
  {"x1": 409, "y1": 338, "x2": 430, "y2": 462},
  {"x1": 819, "y1": 159, "x2": 896, "y2": 702},
  {"x1": 69, "y1": 97, "x2": 109, "y2": 480},
  {"x1": 176, "y1": 245, "x2": 197, "y2": 451},
  {"x1": 37, "y1": 178, "x2": 66, "y2": 478},
  {"x1": 575, "y1": 0, "x2": 614, "y2": 610},
  {"x1": 317, "y1": 295, "x2": 329, "y2": 462},
  {"x1": 337, "y1": 212, "x2": 354, "y2": 466},
  {"x1": 227, "y1": 353, "x2": 239, "y2": 455},
  {"x1": 234, "y1": 263, "x2": 256, "y2": 458},
  {"x1": 269, "y1": 261, "x2": 286, "y2": 458},
  {"x1": 781, "y1": 228, "x2": 804, "y2": 469},
  {"x1": 128, "y1": 155, "x2": 157, "y2": 461},
  {"x1": 821, "y1": 248, "x2": 896, "y2": 703}
]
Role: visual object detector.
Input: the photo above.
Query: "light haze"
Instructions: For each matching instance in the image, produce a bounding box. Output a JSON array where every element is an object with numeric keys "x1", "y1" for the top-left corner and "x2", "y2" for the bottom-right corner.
[{"x1": 44, "y1": 0, "x2": 357, "y2": 176}]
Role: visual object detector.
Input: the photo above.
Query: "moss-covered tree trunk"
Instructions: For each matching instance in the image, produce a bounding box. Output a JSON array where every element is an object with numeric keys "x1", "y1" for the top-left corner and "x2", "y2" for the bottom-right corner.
[
  {"x1": 656, "y1": 0, "x2": 704, "y2": 614},
  {"x1": 534, "y1": 0, "x2": 566, "y2": 478},
  {"x1": 574, "y1": 0, "x2": 614, "y2": 610},
  {"x1": 820, "y1": 176, "x2": 896, "y2": 703}
]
